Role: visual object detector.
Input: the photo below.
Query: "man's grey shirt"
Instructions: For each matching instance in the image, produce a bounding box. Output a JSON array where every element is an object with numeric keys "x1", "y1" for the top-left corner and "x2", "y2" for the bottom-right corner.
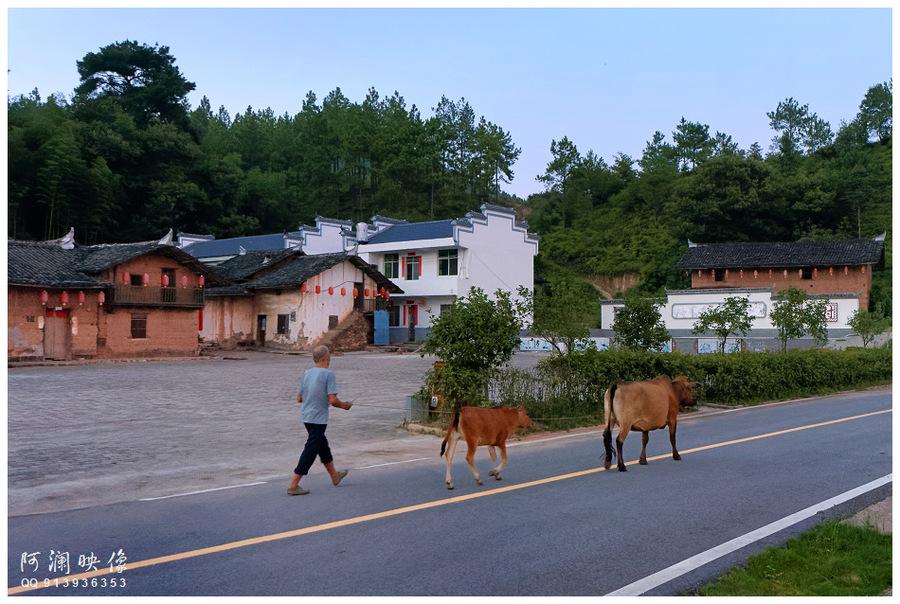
[{"x1": 299, "y1": 367, "x2": 337, "y2": 425}]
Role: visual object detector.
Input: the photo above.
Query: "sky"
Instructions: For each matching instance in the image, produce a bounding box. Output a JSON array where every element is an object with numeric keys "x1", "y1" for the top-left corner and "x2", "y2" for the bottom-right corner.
[{"x1": 6, "y1": 7, "x2": 893, "y2": 199}]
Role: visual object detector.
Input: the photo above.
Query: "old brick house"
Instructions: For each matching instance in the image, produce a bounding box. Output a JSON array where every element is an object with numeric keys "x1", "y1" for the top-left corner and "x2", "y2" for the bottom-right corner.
[
  {"x1": 676, "y1": 235, "x2": 886, "y2": 310},
  {"x1": 202, "y1": 250, "x2": 402, "y2": 352},
  {"x1": 8, "y1": 230, "x2": 222, "y2": 360}
]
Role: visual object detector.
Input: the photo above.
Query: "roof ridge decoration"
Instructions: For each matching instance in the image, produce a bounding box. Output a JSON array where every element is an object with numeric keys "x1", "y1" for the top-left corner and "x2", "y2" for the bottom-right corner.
[
  {"x1": 49, "y1": 227, "x2": 76, "y2": 250},
  {"x1": 158, "y1": 228, "x2": 174, "y2": 246},
  {"x1": 315, "y1": 215, "x2": 354, "y2": 227}
]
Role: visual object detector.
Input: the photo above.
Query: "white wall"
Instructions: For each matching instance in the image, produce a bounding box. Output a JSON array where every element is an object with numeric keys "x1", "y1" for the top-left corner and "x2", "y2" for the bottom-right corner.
[{"x1": 301, "y1": 223, "x2": 348, "y2": 255}]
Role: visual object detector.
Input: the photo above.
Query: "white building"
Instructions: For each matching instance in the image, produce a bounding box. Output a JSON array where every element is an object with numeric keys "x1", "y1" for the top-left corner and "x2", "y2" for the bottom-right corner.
[
  {"x1": 598, "y1": 287, "x2": 860, "y2": 353},
  {"x1": 347, "y1": 205, "x2": 539, "y2": 343}
]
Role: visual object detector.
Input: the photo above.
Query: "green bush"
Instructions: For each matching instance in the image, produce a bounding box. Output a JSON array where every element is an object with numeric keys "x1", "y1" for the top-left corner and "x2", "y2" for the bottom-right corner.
[{"x1": 540, "y1": 347, "x2": 892, "y2": 406}]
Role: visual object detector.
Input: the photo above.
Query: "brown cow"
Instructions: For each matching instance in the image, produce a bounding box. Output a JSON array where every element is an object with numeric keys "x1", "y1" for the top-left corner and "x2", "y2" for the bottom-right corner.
[
  {"x1": 603, "y1": 376, "x2": 696, "y2": 472},
  {"x1": 440, "y1": 406, "x2": 533, "y2": 489}
]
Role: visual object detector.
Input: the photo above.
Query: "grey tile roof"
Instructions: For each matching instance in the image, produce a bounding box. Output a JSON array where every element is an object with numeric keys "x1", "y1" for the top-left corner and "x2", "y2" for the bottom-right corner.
[
  {"x1": 242, "y1": 252, "x2": 403, "y2": 293},
  {"x1": 182, "y1": 233, "x2": 291, "y2": 258},
  {"x1": 9, "y1": 240, "x2": 225, "y2": 287},
  {"x1": 677, "y1": 239, "x2": 885, "y2": 270},
  {"x1": 480, "y1": 203, "x2": 517, "y2": 215},
  {"x1": 370, "y1": 215, "x2": 408, "y2": 225},
  {"x1": 213, "y1": 249, "x2": 300, "y2": 282},
  {"x1": 364, "y1": 219, "x2": 456, "y2": 244},
  {"x1": 8, "y1": 241, "x2": 99, "y2": 288},
  {"x1": 204, "y1": 284, "x2": 253, "y2": 297},
  {"x1": 177, "y1": 232, "x2": 215, "y2": 240}
]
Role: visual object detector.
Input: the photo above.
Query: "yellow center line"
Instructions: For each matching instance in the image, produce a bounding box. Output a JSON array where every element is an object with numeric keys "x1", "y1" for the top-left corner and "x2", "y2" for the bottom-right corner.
[{"x1": 8, "y1": 407, "x2": 891, "y2": 595}]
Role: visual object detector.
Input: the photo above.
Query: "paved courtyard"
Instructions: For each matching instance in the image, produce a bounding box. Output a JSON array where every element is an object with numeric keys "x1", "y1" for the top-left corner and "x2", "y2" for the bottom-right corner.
[{"x1": 8, "y1": 350, "x2": 545, "y2": 515}]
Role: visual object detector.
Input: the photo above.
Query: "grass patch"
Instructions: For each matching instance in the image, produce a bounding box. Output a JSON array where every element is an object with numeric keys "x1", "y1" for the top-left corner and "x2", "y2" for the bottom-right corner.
[{"x1": 699, "y1": 521, "x2": 891, "y2": 596}]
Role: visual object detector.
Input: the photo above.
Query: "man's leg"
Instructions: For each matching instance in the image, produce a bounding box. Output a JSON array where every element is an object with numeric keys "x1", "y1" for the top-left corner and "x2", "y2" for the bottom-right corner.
[
  {"x1": 290, "y1": 423, "x2": 326, "y2": 489},
  {"x1": 316, "y1": 428, "x2": 348, "y2": 485}
]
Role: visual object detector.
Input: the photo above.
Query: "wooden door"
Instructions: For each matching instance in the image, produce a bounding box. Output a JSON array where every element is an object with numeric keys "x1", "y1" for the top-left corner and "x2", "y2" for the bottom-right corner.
[{"x1": 44, "y1": 309, "x2": 71, "y2": 360}]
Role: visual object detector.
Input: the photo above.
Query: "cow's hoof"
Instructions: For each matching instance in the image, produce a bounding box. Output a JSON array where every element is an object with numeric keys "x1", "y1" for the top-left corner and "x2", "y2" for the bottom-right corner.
[
  {"x1": 494, "y1": 475, "x2": 502, "y2": 481},
  {"x1": 476, "y1": 480, "x2": 484, "y2": 486},
  {"x1": 673, "y1": 454, "x2": 682, "y2": 461},
  {"x1": 639, "y1": 459, "x2": 648, "y2": 465},
  {"x1": 618, "y1": 466, "x2": 627, "y2": 472},
  {"x1": 446, "y1": 483, "x2": 454, "y2": 490},
  {"x1": 604, "y1": 462, "x2": 611, "y2": 470},
  {"x1": 489, "y1": 470, "x2": 497, "y2": 477}
]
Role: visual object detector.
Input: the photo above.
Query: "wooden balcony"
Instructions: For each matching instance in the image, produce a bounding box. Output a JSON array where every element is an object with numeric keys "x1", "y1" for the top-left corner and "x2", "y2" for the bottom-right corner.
[{"x1": 110, "y1": 285, "x2": 205, "y2": 309}]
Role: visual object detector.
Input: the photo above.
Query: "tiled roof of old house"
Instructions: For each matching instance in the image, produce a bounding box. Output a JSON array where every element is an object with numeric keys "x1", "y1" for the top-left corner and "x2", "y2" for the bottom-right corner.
[
  {"x1": 677, "y1": 238, "x2": 885, "y2": 270},
  {"x1": 182, "y1": 233, "x2": 300, "y2": 259},
  {"x1": 244, "y1": 253, "x2": 403, "y2": 293},
  {"x1": 8, "y1": 238, "x2": 224, "y2": 288},
  {"x1": 213, "y1": 249, "x2": 300, "y2": 282}
]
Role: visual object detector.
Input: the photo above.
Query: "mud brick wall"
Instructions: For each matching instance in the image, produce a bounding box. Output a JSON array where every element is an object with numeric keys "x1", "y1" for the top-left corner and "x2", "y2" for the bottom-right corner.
[{"x1": 323, "y1": 311, "x2": 371, "y2": 353}]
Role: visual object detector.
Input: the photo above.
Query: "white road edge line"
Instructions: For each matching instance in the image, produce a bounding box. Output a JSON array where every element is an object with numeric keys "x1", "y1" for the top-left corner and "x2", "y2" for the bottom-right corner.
[
  {"x1": 139, "y1": 481, "x2": 268, "y2": 501},
  {"x1": 355, "y1": 457, "x2": 431, "y2": 469},
  {"x1": 604, "y1": 473, "x2": 893, "y2": 596}
]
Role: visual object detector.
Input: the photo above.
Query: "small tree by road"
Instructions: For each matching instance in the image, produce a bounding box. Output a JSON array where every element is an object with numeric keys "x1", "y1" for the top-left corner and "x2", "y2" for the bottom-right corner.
[
  {"x1": 526, "y1": 276, "x2": 598, "y2": 354},
  {"x1": 612, "y1": 292, "x2": 670, "y2": 351},
  {"x1": 420, "y1": 287, "x2": 528, "y2": 404},
  {"x1": 847, "y1": 309, "x2": 889, "y2": 348},
  {"x1": 770, "y1": 288, "x2": 828, "y2": 351},
  {"x1": 692, "y1": 296, "x2": 754, "y2": 353}
]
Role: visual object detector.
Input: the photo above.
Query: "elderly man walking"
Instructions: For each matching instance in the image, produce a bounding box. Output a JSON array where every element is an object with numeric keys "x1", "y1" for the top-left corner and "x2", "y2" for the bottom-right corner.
[{"x1": 288, "y1": 345, "x2": 352, "y2": 496}]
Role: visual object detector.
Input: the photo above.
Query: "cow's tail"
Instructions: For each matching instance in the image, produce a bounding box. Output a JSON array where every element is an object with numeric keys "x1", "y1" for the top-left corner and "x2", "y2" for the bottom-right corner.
[
  {"x1": 603, "y1": 383, "x2": 617, "y2": 463},
  {"x1": 440, "y1": 406, "x2": 461, "y2": 457}
]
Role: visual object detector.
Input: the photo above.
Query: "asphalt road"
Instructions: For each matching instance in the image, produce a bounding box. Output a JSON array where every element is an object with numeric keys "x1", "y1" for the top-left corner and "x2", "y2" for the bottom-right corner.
[{"x1": 8, "y1": 388, "x2": 892, "y2": 596}]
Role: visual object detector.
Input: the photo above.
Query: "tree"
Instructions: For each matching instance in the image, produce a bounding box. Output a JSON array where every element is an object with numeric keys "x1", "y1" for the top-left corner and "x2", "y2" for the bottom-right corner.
[
  {"x1": 770, "y1": 288, "x2": 828, "y2": 351},
  {"x1": 767, "y1": 97, "x2": 833, "y2": 157},
  {"x1": 691, "y1": 296, "x2": 753, "y2": 353},
  {"x1": 847, "y1": 309, "x2": 888, "y2": 348},
  {"x1": 420, "y1": 287, "x2": 528, "y2": 403},
  {"x1": 672, "y1": 118, "x2": 713, "y2": 171},
  {"x1": 526, "y1": 277, "x2": 599, "y2": 354},
  {"x1": 537, "y1": 136, "x2": 582, "y2": 228},
  {"x1": 612, "y1": 292, "x2": 670, "y2": 351},
  {"x1": 857, "y1": 80, "x2": 892, "y2": 143},
  {"x1": 75, "y1": 40, "x2": 196, "y2": 127}
]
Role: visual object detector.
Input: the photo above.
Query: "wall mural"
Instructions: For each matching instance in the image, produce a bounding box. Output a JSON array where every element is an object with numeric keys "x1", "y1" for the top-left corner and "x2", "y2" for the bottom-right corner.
[{"x1": 671, "y1": 301, "x2": 767, "y2": 320}]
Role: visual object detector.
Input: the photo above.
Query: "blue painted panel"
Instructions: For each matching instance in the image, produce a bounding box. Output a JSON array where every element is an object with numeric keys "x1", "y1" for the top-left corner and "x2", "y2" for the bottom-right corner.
[{"x1": 373, "y1": 310, "x2": 389, "y2": 345}]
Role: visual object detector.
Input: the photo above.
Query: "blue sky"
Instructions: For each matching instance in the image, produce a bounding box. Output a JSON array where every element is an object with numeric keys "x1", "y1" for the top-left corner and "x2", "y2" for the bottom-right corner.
[{"x1": 7, "y1": 8, "x2": 892, "y2": 198}]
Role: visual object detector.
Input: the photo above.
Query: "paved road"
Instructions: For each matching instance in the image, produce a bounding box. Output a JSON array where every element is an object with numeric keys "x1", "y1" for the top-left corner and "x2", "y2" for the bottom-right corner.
[
  {"x1": 8, "y1": 388, "x2": 891, "y2": 596},
  {"x1": 8, "y1": 350, "x2": 545, "y2": 515}
]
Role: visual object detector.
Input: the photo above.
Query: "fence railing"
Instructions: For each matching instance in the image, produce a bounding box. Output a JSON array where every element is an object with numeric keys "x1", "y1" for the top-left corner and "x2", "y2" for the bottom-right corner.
[{"x1": 111, "y1": 285, "x2": 204, "y2": 308}]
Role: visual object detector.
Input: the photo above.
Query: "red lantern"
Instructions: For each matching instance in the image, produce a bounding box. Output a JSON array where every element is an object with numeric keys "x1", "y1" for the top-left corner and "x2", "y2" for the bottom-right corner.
[
  {"x1": 98, "y1": 291, "x2": 105, "y2": 306},
  {"x1": 783, "y1": 269, "x2": 788, "y2": 278},
  {"x1": 813, "y1": 268, "x2": 818, "y2": 278},
  {"x1": 753, "y1": 270, "x2": 758, "y2": 279},
  {"x1": 383, "y1": 290, "x2": 390, "y2": 300},
  {"x1": 797, "y1": 269, "x2": 802, "y2": 278},
  {"x1": 40, "y1": 290, "x2": 49, "y2": 306},
  {"x1": 843, "y1": 266, "x2": 848, "y2": 275},
  {"x1": 162, "y1": 274, "x2": 170, "y2": 287},
  {"x1": 77, "y1": 291, "x2": 85, "y2": 306},
  {"x1": 300, "y1": 282, "x2": 308, "y2": 294},
  {"x1": 379, "y1": 287, "x2": 386, "y2": 298},
  {"x1": 315, "y1": 285, "x2": 321, "y2": 294},
  {"x1": 364, "y1": 288, "x2": 370, "y2": 298},
  {"x1": 122, "y1": 271, "x2": 130, "y2": 284},
  {"x1": 60, "y1": 291, "x2": 69, "y2": 306},
  {"x1": 352, "y1": 288, "x2": 359, "y2": 299},
  {"x1": 861, "y1": 266, "x2": 866, "y2": 274},
  {"x1": 340, "y1": 287, "x2": 346, "y2": 297},
  {"x1": 198, "y1": 274, "x2": 205, "y2": 288},
  {"x1": 142, "y1": 273, "x2": 150, "y2": 287},
  {"x1": 181, "y1": 275, "x2": 189, "y2": 288},
  {"x1": 328, "y1": 286, "x2": 334, "y2": 296}
]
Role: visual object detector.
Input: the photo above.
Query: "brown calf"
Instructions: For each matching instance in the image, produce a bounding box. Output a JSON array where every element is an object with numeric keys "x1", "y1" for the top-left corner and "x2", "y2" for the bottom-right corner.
[
  {"x1": 603, "y1": 375, "x2": 696, "y2": 472},
  {"x1": 440, "y1": 406, "x2": 533, "y2": 489}
]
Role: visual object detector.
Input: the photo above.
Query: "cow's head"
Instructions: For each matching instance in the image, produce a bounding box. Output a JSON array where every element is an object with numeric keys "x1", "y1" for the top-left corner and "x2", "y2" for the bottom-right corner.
[
  {"x1": 671, "y1": 376, "x2": 697, "y2": 408},
  {"x1": 516, "y1": 406, "x2": 534, "y2": 430}
]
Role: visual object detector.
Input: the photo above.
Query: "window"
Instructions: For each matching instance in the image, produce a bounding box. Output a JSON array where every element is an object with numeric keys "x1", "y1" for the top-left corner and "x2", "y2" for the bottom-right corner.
[
  {"x1": 388, "y1": 305, "x2": 401, "y2": 327},
  {"x1": 130, "y1": 313, "x2": 147, "y2": 339},
  {"x1": 438, "y1": 249, "x2": 458, "y2": 276},
  {"x1": 405, "y1": 255, "x2": 420, "y2": 280},
  {"x1": 383, "y1": 254, "x2": 399, "y2": 279},
  {"x1": 277, "y1": 314, "x2": 290, "y2": 335},
  {"x1": 130, "y1": 274, "x2": 143, "y2": 286},
  {"x1": 802, "y1": 267, "x2": 813, "y2": 280},
  {"x1": 714, "y1": 269, "x2": 725, "y2": 282},
  {"x1": 440, "y1": 304, "x2": 454, "y2": 316}
]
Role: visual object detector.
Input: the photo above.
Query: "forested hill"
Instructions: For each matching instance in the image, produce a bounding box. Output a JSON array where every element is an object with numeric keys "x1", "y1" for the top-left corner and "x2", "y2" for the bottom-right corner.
[{"x1": 7, "y1": 41, "x2": 892, "y2": 312}]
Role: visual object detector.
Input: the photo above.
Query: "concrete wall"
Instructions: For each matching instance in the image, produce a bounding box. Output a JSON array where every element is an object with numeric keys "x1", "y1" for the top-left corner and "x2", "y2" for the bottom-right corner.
[
  {"x1": 689, "y1": 265, "x2": 874, "y2": 310},
  {"x1": 302, "y1": 222, "x2": 349, "y2": 255}
]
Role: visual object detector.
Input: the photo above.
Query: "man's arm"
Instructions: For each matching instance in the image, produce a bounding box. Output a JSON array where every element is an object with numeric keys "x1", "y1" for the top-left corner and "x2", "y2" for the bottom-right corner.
[
  {"x1": 296, "y1": 392, "x2": 303, "y2": 404},
  {"x1": 328, "y1": 394, "x2": 352, "y2": 410}
]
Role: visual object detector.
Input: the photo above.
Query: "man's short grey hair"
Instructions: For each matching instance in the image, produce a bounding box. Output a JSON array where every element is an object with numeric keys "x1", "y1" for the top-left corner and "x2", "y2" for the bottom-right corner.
[{"x1": 312, "y1": 345, "x2": 330, "y2": 363}]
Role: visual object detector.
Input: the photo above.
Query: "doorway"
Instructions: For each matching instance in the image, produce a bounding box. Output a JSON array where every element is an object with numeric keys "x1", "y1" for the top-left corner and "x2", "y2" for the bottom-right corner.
[
  {"x1": 44, "y1": 309, "x2": 71, "y2": 360},
  {"x1": 256, "y1": 315, "x2": 267, "y2": 346}
]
